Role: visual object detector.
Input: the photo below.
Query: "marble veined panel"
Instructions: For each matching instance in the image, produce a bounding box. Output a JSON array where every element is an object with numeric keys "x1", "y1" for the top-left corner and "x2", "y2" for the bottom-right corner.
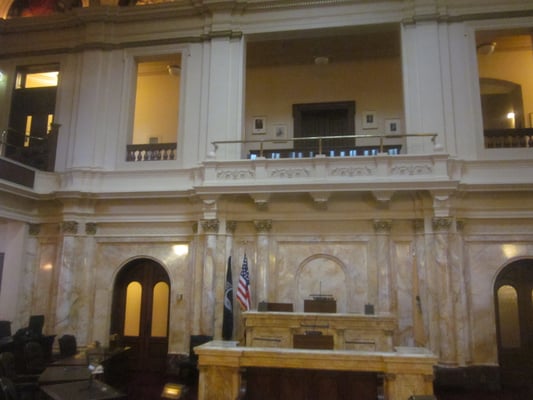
[
  {"x1": 466, "y1": 241, "x2": 533, "y2": 364},
  {"x1": 93, "y1": 240, "x2": 192, "y2": 351},
  {"x1": 276, "y1": 241, "x2": 368, "y2": 313},
  {"x1": 394, "y1": 242, "x2": 415, "y2": 346}
]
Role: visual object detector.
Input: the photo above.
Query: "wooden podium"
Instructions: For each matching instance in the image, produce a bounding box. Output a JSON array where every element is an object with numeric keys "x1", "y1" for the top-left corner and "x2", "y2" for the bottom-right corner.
[{"x1": 303, "y1": 299, "x2": 336, "y2": 313}]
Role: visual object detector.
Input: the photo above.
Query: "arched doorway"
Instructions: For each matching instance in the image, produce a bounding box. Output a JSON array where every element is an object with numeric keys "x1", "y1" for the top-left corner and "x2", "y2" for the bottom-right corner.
[
  {"x1": 494, "y1": 258, "x2": 533, "y2": 386},
  {"x1": 110, "y1": 258, "x2": 170, "y2": 376}
]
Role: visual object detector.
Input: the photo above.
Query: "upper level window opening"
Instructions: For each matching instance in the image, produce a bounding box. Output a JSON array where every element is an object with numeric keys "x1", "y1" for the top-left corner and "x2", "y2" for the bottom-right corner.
[
  {"x1": 127, "y1": 54, "x2": 181, "y2": 162},
  {"x1": 476, "y1": 29, "x2": 533, "y2": 148},
  {"x1": 4, "y1": 64, "x2": 59, "y2": 171},
  {"x1": 244, "y1": 25, "x2": 404, "y2": 159}
]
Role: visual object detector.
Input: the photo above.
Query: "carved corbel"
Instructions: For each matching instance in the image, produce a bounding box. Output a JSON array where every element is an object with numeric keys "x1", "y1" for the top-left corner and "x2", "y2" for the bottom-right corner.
[
  {"x1": 200, "y1": 196, "x2": 219, "y2": 219},
  {"x1": 430, "y1": 190, "x2": 453, "y2": 218},
  {"x1": 250, "y1": 193, "x2": 270, "y2": 211},
  {"x1": 309, "y1": 191, "x2": 330, "y2": 210},
  {"x1": 372, "y1": 190, "x2": 394, "y2": 208}
]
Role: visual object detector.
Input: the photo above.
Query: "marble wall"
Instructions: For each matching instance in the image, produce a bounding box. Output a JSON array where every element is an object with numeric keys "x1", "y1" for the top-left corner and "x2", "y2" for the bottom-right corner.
[{"x1": 8, "y1": 204, "x2": 531, "y2": 369}]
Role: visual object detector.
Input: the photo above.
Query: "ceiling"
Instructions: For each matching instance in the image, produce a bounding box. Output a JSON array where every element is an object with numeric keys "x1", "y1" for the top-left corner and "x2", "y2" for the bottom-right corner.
[{"x1": 246, "y1": 26, "x2": 401, "y2": 68}]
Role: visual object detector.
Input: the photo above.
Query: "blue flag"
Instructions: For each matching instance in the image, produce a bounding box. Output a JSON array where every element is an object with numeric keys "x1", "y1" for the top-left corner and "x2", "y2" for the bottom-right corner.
[{"x1": 222, "y1": 256, "x2": 233, "y2": 340}]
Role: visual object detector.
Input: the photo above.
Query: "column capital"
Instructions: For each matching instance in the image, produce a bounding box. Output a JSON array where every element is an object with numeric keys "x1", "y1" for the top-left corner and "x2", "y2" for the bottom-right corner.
[
  {"x1": 226, "y1": 220, "x2": 237, "y2": 234},
  {"x1": 432, "y1": 217, "x2": 453, "y2": 232},
  {"x1": 62, "y1": 221, "x2": 79, "y2": 234},
  {"x1": 254, "y1": 220, "x2": 272, "y2": 233},
  {"x1": 373, "y1": 219, "x2": 392, "y2": 233},
  {"x1": 85, "y1": 222, "x2": 97, "y2": 235},
  {"x1": 201, "y1": 219, "x2": 220, "y2": 233},
  {"x1": 28, "y1": 223, "x2": 40, "y2": 236},
  {"x1": 413, "y1": 218, "x2": 424, "y2": 233}
]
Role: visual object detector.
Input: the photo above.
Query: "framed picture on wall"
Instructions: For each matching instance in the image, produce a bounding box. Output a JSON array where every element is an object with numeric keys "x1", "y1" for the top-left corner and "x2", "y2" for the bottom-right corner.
[
  {"x1": 362, "y1": 111, "x2": 378, "y2": 129},
  {"x1": 252, "y1": 116, "x2": 267, "y2": 135},
  {"x1": 385, "y1": 118, "x2": 401, "y2": 134}
]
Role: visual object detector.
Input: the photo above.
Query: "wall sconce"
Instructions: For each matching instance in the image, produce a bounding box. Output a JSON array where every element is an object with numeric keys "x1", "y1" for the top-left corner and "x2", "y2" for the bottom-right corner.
[
  {"x1": 0, "y1": 71, "x2": 5, "y2": 82},
  {"x1": 167, "y1": 65, "x2": 181, "y2": 76},
  {"x1": 477, "y1": 42, "x2": 496, "y2": 55},
  {"x1": 173, "y1": 244, "x2": 189, "y2": 256}
]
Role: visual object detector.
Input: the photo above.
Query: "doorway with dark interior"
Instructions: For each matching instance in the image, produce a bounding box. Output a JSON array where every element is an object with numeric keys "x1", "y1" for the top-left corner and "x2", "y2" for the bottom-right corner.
[{"x1": 292, "y1": 101, "x2": 355, "y2": 155}]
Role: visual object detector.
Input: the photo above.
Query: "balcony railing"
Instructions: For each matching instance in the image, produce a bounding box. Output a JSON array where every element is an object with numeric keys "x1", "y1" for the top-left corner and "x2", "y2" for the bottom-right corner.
[
  {"x1": 126, "y1": 143, "x2": 177, "y2": 161},
  {"x1": 211, "y1": 133, "x2": 438, "y2": 159},
  {"x1": 484, "y1": 129, "x2": 533, "y2": 148},
  {"x1": 1, "y1": 125, "x2": 58, "y2": 172}
]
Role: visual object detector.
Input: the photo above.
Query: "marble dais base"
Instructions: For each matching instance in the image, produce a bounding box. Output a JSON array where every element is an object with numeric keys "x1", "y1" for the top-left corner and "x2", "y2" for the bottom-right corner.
[{"x1": 196, "y1": 341, "x2": 437, "y2": 400}]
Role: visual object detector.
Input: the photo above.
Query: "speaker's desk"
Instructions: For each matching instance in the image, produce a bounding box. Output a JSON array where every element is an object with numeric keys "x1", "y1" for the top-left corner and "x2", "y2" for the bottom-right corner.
[{"x1": 243, "y1": 311, "x2": 396, "y2": 351}]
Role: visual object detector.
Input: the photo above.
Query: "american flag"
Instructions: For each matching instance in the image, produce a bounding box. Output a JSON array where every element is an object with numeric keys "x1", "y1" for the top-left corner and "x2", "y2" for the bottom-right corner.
[{"x1": 236, "y1": 254, "x2": 251, "y2": 311}]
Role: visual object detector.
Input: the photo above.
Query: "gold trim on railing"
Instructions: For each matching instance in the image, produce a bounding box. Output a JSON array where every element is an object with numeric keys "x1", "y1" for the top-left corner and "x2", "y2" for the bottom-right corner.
[{"x1": 211, "y1": 133, "x2": 438, "y2": 157}]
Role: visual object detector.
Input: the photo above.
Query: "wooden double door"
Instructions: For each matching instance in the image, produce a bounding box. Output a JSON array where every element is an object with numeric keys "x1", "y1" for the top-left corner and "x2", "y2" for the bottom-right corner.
[{"x1": 111, "y1": 259, "x2": 170, "y2": 374}]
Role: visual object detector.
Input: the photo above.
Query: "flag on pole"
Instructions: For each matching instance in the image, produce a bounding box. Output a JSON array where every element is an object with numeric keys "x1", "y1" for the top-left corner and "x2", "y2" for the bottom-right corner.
[
  {"x1": 236, "y1": 254, "x2": 251, "y2": 311},
  {"x1": 222, "y1": 256, "x2": 234, "y2": 340}
]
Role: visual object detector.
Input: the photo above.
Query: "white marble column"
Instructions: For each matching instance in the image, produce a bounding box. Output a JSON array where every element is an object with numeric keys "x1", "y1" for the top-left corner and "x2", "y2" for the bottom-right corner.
[
  {"x1": 374, "y1": 219, "x2": 393, "y2": 314},
  {"x1": 253, "y1": 220, "x2": 272, "y2": 305},
  {"x1": 451, "y1": 220, "x2": 471, "y2": 365},
  {"x1": 16, "y1": 224, "x2": 41, "y2": 329},
  {"x1": 191, "y1": 221, "x2": 203, "y2": 334},
  {"x1": 413, "y1": 219, "x2": 429, "y2": 347},
  {"x1": 54, "y1": 221, "x2": 87, "y2": 339},
  {"x1": 432, "y1": 217, "x2": 457, "y2": 365},
  {"x1": 199, "y1": 218, "x2": 219, "y2": 335},
  {"x1": 211, "y1": 220, "x2": 236, "y2": 340}
]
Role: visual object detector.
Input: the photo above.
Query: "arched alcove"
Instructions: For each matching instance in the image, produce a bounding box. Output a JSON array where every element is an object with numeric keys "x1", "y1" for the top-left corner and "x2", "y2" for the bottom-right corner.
[{"x1": 296, "y1": 254, "x2": 347, "y2": 313}]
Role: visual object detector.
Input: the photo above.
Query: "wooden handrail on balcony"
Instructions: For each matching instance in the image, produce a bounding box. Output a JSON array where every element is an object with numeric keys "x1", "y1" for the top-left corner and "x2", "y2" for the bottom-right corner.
[{"x1": 211, "y1": 133, "x2": 438, "y2": 158}]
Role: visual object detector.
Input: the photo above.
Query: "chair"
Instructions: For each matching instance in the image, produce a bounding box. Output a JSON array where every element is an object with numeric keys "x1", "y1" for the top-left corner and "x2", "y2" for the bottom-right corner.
[
  {"x1": 22, "y1": 342, "x2": 46, "y2": 374},
  {"x1": 0, "y1": 377, "x2": 19, "y2": 400},
  {"x1": 58, "y1": 334, "x2": 77, "y2": 358},
  {"x1": 26, "y1": 317, "x2": 43, "y2": 337},
  {"x1": 0, "y1": 322, "x2": 11, "y2": 339},
  {"x1": 170, "y1": 335, "x2": 212, "y2": 385},
  {"x1": 0, "y1": 354, "x2": 38, "y2": 400}
]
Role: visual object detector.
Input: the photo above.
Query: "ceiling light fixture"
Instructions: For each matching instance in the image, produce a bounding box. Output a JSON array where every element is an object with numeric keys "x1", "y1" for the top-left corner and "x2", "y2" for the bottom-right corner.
[{"x1": 477, "y1": 42, "x2": 496, "y2": 55}]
